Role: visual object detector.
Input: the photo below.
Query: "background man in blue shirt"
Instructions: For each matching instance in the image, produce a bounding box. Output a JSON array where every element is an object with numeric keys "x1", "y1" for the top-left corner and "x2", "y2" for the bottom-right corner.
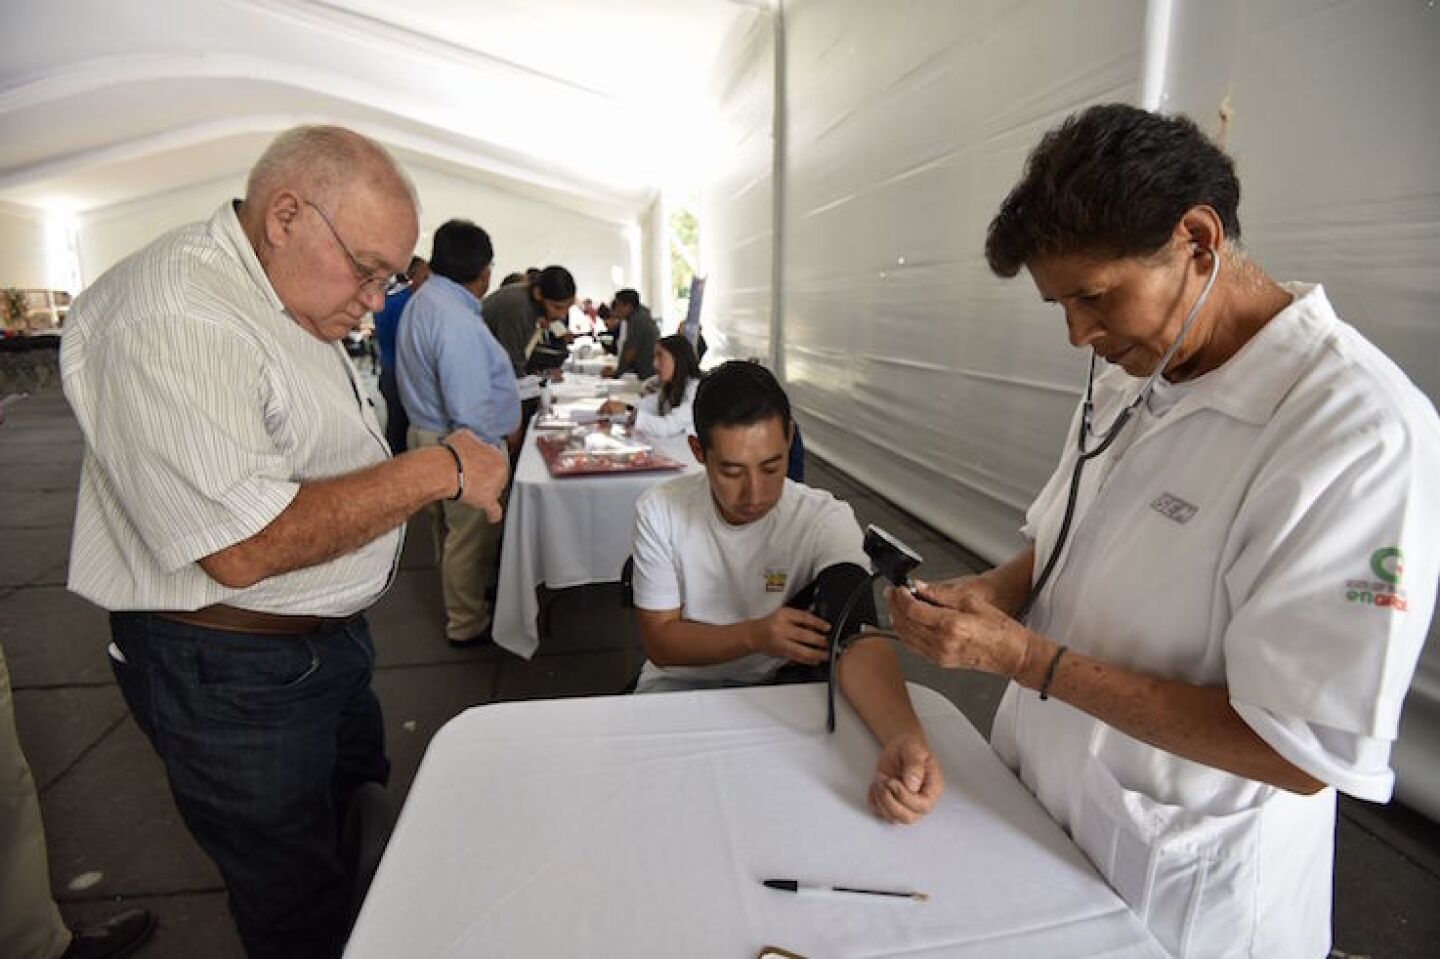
[
  {"x1": 397, "y1": 221, "x2": 520, "y2": 645},
  {"x1": 373, "y1": 255, "x2": 429, "y2": 453}
]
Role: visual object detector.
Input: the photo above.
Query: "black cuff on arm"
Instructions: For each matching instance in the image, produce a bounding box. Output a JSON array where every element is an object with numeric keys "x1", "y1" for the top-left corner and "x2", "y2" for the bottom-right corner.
[{"x1": 786, "y1": 562, "x2": 877, "y2": 640}]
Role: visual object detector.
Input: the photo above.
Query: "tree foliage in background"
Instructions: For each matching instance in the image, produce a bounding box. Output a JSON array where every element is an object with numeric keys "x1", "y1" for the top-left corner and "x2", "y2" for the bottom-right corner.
[{"x1": 669, "y1": 205, "x2": 699, "y2": 305}]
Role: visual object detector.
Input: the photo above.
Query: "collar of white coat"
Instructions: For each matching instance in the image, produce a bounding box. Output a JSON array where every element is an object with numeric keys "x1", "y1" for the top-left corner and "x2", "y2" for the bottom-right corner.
[
  {"x1": 210, "y1": 199, "x2": 288, "y2": 316},
  {"x1": 1089, "y1": 281, "x2": 1335, "y2": 427}
]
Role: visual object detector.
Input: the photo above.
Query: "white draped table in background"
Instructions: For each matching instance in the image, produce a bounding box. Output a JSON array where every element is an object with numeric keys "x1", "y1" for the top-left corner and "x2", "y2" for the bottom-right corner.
[
  {"x1": 491, "y1": 375, "x2": 702, "y2": 658},
  {"x1": 564, "y1": 354, "x2": 615, "y2": 376},
  {"x1": 345, "y1": 683, "x2": 1162, "y2": 957},
  {"x1": 562, "y1": 339, "x2": 615, "y2": 377}
]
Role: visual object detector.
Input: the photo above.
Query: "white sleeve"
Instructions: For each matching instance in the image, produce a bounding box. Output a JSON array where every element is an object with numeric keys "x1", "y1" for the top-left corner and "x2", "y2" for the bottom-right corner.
[
  {"x1": 631, "y1": 488, "x2": 682, "y2": 611},
  {"x1": 1224, "y1": 416, "x2": 1440, "y2": 800},
  {"x1": 633, "y1": 383, "x2": 696, "y2": 438},
  {"x1": 808, "y1": 492, "x2": 869, "y2": 572},
  {"x1": 1231, "y1": 704, "x2": 1397, "y2": 801},
  {"x1": 84, "y1": 315, "x2": 299, "y2": 572}
]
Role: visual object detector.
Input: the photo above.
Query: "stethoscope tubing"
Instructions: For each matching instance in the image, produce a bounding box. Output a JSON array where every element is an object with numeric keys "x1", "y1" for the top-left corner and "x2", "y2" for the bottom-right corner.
[{"x1": 1018, "y1": 250, "x2": 1221, "y2": 622}]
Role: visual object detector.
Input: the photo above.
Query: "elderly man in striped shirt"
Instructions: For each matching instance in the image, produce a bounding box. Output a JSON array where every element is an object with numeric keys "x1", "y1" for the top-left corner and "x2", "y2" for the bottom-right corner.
[{"x1": 60, "y1": 126, "x2": 508, "y2": 959}]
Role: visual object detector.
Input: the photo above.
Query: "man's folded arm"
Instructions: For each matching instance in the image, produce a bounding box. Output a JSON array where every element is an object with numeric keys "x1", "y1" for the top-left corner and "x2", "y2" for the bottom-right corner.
[{"x1": 201, "y1": 437, "x2": 505, "y2": 588}]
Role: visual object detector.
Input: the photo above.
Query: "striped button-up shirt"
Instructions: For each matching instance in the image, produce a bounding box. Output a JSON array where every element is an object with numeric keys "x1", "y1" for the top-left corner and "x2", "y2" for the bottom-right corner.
[{"x1": 61, "y1": 201, "x2": 401, "y2": 616}]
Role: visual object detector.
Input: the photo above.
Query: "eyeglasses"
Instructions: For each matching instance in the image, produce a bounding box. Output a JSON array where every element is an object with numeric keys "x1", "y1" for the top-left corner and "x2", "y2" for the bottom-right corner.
[{"x1": 305, "y1": 200, "x2": 410, "y2": 298}]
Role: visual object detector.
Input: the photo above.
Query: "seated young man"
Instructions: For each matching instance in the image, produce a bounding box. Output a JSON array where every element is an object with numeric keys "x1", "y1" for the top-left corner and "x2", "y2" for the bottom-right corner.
[{"x1": 630, "y1": 361, "x2": 944, "y2": 824}]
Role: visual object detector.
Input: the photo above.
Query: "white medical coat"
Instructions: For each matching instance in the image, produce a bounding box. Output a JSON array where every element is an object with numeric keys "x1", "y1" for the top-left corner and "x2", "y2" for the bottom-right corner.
[{"x1": 991, "y1": 283, "x2": 1440, "y2": 957}]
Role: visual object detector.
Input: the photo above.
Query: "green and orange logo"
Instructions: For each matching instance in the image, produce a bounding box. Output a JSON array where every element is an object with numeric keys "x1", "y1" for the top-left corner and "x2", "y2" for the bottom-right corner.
[
  {"x1": 1346, "y1": 547, "x2": 1408, "y2": 612},
  {"x1": 1370, "y1": 547, "x2": 1403, "y2": 585}
]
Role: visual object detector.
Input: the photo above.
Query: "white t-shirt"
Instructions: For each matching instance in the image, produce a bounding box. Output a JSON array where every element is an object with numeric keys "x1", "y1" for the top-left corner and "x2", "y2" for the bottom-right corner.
[
  {"x1": 633, "y1": 378, "x2": 699, "y2": 439},
  {"x1": 631, "y1": 472, "x2": 867, "y2": 690}
]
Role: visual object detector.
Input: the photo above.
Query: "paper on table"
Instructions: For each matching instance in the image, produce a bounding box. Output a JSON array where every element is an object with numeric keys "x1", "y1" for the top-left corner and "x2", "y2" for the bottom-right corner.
[{"x1": 551, "y1": 402, "x2": 602, "y2": 424}]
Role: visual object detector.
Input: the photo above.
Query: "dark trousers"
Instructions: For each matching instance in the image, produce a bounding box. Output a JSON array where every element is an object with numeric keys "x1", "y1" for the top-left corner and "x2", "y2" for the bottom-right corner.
[
  {"x1": 378, "y1": 364, "x2": 408, "y2": 455},
  {"x1": 109, "y1": 613, "x2": 390, "y2": 959}
]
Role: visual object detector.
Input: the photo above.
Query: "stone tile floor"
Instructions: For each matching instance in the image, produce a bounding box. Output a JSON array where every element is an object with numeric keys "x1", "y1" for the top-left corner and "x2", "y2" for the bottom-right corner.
[{"x1": 3, "y1": 384, "x2": 1438, "y2": 957}]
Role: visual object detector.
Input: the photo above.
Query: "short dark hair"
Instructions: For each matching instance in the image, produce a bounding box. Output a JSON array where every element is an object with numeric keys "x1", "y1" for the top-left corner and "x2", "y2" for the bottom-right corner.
[
  {"x1": 693, "y1": 360, "x2": 791, "y2": 451},
  {"x1": 613, "y1": 288, "x2": 640, "y2": 309},
  {"x1": 985, "y1": 103, "x2": 1241, "y2": 277},
  {"x1": 407, "y1": 255, "x2": 427, "y2": 272},
  {"x1": 500, "y1": 271, "x2": 526, "y2": 287},
  {"x1": 429, "y1": 220, "x2": 493, "y2": 285},
  {"x1": 534, "y1": 265, "x2": 575, "y2": 301}
]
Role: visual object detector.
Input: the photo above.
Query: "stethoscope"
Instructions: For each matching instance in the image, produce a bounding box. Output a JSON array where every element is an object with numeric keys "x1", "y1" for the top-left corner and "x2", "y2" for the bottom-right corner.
[{"x1": 1017, "y1": 247, "x2": 1221, "y2": 621}]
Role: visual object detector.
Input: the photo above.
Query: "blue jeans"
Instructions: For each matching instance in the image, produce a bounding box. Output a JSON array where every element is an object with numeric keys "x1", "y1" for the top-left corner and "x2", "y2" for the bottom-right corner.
[{"x1": 109, "y1": 613, "x2": 389, "y2": 959}]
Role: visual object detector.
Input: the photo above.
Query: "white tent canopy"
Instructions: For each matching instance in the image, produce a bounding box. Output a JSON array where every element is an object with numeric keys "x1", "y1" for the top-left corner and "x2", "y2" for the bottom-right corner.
[
  {"x1": 0, "y1": 0, "x2": 768, "y2": 298},
  {"x1": 3, "y1": 0, "x2": 1438, "y2": 818}
]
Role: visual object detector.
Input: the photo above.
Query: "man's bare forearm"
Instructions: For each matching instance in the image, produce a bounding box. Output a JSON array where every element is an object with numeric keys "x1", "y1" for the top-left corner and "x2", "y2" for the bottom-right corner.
[
  {"x1": 638, "y1": 612, "x2": 754, "y2": 667},
  {"x1": 199, "y1": 446, "x2": 454, "y2": 588},
  {"x1": 838, "y1": 637, "x2": 925, "y2": 745}
]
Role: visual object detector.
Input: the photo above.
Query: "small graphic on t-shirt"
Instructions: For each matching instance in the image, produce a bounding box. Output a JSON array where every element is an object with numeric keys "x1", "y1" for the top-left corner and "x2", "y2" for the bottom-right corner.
[
  {"x1": 1345, "y1": 546, "x2": 1408, "y2": 612},
  {"x1": 764, "y1": 568, "x2": 788, "y2": 593}
]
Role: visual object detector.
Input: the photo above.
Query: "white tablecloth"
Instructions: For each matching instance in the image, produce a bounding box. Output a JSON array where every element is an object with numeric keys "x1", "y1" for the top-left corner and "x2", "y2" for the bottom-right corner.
[
  {"x1": 491, "y1": 411, "x2": 702, "y2": 658},
  {"x1": 544, "y1": 372, "x2": 644, "y2": 416},
  {"x1": 346, "y1": 684, "x2": 1162, "y2": 958},
  {"x1": 565, "y1": 354, "x2": 616, "y2": 376}
]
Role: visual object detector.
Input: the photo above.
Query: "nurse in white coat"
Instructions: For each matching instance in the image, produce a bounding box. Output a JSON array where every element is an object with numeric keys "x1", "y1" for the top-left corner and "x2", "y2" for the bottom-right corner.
[
  {"x1": 887, "y1": 104, "x2": 1440, "y2": 958},
  {"x1": 599, "y1": 333, "x2": 702, "y2": 438}
]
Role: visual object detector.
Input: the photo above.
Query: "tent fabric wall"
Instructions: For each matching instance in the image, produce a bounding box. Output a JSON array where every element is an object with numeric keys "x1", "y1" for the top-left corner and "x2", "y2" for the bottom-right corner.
[
  {"x1": 700, "y1": 0, "x2": 1440, "y2": 818},
  {"x1": 0, "y1": 205, "x2": 51, "y2": 290},
  {"x1": 644, "y1": 194, "x2": 668, "y2": 325},
  {"x1": 1156, "y1": 0, "x2": 1440, "y2": 821},
  {"x1": 700, "y1": 15, "x2": 777, "y2": 365},
  {"x1": 775, "y1": 0, "x2": 1147, "y2": 563},
  {"x1": 79, "y1": 174, "x2": 247, "y2": 285},
  {"x1": 404, "y1": 164, "x2": 635, "y2": 304}
]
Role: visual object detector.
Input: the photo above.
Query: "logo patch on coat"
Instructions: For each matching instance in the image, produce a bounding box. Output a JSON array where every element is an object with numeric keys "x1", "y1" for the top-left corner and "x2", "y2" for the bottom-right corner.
[
  {"x1": 1345, "y1": 547, "x2": 1408, "y2": 612},
  {"x1": 1150, "y1": 492, "x2": 1198, "y2": 524}
]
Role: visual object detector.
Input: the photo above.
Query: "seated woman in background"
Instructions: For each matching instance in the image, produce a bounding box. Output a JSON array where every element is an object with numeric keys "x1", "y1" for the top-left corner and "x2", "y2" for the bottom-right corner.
[{"x1": 599, "y1": 333, "x2": 701, "y2": 437}]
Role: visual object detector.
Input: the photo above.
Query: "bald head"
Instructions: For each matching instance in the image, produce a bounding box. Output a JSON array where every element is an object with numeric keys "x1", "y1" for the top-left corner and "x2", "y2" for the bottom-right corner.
[
  {"x1": 240, "y1": 125, "x2": 420, "y2": 342},
  {"x1": 245, "y1": 125, "x2": 418, "y2": 216}
]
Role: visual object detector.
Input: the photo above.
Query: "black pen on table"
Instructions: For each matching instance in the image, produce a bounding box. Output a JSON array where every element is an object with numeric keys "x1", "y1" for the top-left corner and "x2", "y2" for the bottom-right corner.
[{"x1": 762, "y1": 879, "x2": 929, "y2": 903}]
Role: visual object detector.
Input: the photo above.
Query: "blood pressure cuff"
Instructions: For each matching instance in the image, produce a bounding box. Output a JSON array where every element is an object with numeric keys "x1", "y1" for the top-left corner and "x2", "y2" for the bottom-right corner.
[{"x1": 773, "y1": 562, "x2": 877, "y2": 684}]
